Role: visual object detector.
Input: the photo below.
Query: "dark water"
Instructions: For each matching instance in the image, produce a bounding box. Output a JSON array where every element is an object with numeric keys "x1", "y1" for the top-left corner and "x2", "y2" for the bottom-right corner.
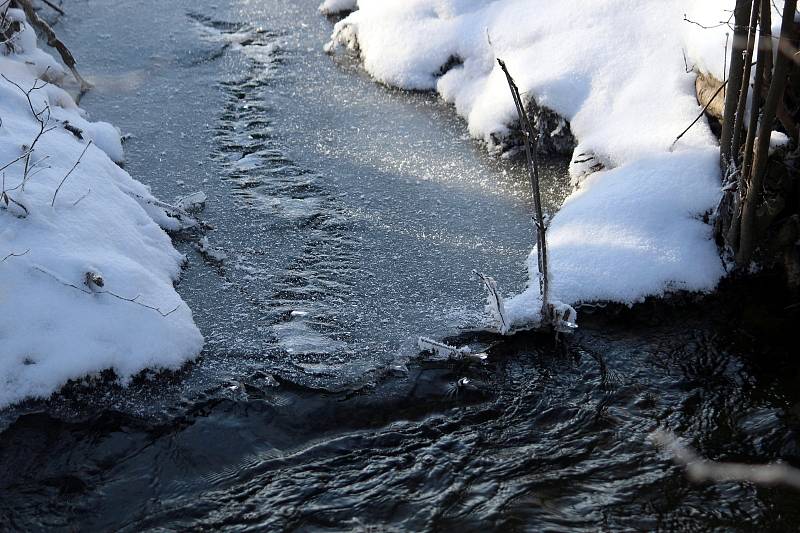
[{"x1": 1, "y1": 0, "x2": 799, "y2": 531}]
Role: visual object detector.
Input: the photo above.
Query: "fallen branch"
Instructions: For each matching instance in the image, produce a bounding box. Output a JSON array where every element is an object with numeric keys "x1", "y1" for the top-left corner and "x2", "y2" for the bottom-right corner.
[
  {"x1": 651, "y1": 429, "x2": 800, "y2": 490},
  {"x1": 14, "y1": 0, "x2": 91, "y2": 91}
]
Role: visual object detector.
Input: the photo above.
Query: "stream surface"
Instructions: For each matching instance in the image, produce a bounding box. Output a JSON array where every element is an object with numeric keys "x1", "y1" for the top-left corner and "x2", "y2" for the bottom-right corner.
[{"x1": 1, "y1": 0, "x2": 800, "y2": 531}]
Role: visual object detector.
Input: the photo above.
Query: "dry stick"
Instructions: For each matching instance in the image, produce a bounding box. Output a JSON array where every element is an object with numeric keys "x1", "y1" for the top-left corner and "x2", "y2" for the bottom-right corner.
[
  {"x1": 51, "y1": 140, "x2": 91, "y2": 206},
  {"x1": 1, "y1": 249, "x2": 29, "y2": 262},
  {"x1": 71, "y1": 187, "x2": 90, "y2": 207},
  {"x1": 14, "y1": 0, "x2": 91, "y2": 91},
  {"x1": 737, "y1": 0, "x2": 797, "y2": 267},
  {"x1": 496, "y1": 58, "x2": 550, "y2": 321},
  {"x1": 32, "y1": 264, "x2": 182, "y2": 317},
  {"x1": 0, "y1": 148, "x2": 33, "y2": 173},
  {"x1": 1, "y1": 73, "x2": 58, "y2": 190},
  {"x1": 671, "y1": 79, "x2": 729, "y2": 150},
  {"x1": 720, "y1": 0, "x2": 753, "y2": 168},
  {"x1": 723, "y1": 33, "x2": 729, "y2": 100},
  {"x1": 731, "y1": 0, "x2": 760, "y2": 161},
  {"x1": 727, "y1": 0, "x2": 772, "y2": 250}
]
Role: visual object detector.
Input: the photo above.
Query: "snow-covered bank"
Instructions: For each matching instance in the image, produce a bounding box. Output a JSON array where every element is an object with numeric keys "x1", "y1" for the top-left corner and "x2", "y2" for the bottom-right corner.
[
  {"x1": 324, "y1": 0, "x2": 744, "y2": 329},
  {"x1": 0, "y1": 6, "x2": 203, "y2": 408}
]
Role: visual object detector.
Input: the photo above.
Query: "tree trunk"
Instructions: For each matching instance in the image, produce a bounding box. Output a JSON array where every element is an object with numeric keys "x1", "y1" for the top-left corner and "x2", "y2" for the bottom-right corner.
[
  {"x1": 726, "y1": 0, "x2": 770, "y2": 251},
  {"x1": 731, "y1": 0, "x2": 760, "y2": 162},
  {"x1": 720, "y1": 0, "x2": 753, "y2": 169},
  {"x1": 737, "y1": 0, "x2": 797, "y2": 268}
]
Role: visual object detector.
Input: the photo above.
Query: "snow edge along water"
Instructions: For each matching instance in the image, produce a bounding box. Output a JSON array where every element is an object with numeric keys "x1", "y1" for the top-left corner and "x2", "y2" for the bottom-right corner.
[
  {"x1": 322, "y1": 0, "x2": 732, "y2": 331},
  {"x1": 0, "y1": 6, "x2": 203, "y2": 409}
]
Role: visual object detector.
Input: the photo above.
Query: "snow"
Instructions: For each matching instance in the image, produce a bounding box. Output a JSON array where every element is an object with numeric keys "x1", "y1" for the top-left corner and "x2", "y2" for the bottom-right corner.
[
  {"x1": 319, "y1": 0, "x2": 358, "y2": 16},
  {"x1": 325, "y1": 0, "x2": 742, "y2": 329},
  {"x1": 0, "y1": 8, "x2": 203, "y2": 408},
  {"x1": 770, "y1": 131, "x2": 790, "y2": 154}
]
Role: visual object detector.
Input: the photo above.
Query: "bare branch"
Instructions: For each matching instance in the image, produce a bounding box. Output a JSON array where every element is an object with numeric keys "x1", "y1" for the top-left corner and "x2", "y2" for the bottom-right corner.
[
  {"x1": 71, "y1": 187, "x2": 91, "y2": 207},
  {"x1": 1, "y1": 249, "x2": 29, "y2": 262},
  {"x1": 496, "y1": 58, "x2": 550, "y2": 321},
  {"x1": 32, "y1": 263, "x2": 182, "y2": 317},
  {"x1": 51, "y1": 140, "x2": 91, "y2": 207},
  {"x1": 671, "y1": 79, "x2": 729, "y2": 150},
  {"x1": 0, "y1": 148, "x2": 34, "y2": 174}
]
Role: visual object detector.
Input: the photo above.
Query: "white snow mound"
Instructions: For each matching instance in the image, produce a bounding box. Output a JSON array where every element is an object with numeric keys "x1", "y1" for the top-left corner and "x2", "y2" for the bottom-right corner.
[{"x1": 0, "y1": 9, "x2": 203, "y2": 408}]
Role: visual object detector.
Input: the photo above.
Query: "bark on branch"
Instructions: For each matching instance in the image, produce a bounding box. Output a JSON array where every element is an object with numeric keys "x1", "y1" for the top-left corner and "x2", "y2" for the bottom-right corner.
[{"x1": 497, "y1": 58, "x2": 550, "y2": 322}]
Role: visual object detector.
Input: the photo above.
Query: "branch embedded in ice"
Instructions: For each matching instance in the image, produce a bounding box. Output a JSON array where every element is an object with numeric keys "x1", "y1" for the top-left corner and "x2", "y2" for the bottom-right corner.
[
  {"x1": 550, "y1": 301, "x2": 578, "y2": 333},
  {"x1": 175, "y1": 191, "x2": 207, "y2": 214},
  {"x1": 126, "y1": 190, "x2": 200, "y2": 229},
  {"x1": 497, "y1": 58, "x2": 550, "y2": 321},
  {"x1": 473, "y1": 270, "x2": 510, "y2": 334},
  {"x1": 195, "y1": 236, "x2": 227, "y2": 262},
  {"x1": 418, "y1": 336, "x2": 487, "y2": 364},
  {"x1": 650, "y1": 430, "x2": 800, "y2": 490}
]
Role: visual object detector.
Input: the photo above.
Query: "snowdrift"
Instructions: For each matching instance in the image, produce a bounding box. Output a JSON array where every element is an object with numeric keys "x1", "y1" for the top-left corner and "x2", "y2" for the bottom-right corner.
[{"x1": 0, "y1": 7, "x2": 203, "y2": 408}]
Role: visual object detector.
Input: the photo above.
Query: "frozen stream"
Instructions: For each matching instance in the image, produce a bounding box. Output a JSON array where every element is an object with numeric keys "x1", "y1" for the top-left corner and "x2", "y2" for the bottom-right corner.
[
  {"x1": 1, "y1": 0, "x2": 799, "y2": 531},
  {"x1": 51, "y1": 0, "x2": 568, "y2": 398}
]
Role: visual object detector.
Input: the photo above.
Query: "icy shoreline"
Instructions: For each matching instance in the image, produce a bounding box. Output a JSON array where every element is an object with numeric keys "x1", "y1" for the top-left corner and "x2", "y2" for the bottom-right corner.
[
  {"x1": 0, "y1": 7, "x2": 203, "y2": 408},
  {"x1": 323, "y1": 0, "x2": 745, "y2": 329}
]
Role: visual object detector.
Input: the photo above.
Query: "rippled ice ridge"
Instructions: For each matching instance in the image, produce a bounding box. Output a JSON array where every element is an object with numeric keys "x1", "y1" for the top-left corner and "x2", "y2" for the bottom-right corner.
[{"x1": 199, "y1": 15, "x2": 374, "y2": 389}]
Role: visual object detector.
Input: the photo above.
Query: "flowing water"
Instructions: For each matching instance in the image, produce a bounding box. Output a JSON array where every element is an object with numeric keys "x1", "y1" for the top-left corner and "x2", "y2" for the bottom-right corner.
[{"x1": 1, "y1": 0, "x2": 799, "y2": 531}]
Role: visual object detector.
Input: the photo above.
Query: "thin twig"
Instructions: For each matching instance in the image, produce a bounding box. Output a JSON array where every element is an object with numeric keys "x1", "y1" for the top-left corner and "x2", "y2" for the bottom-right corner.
[
  {"x1": 671, "y1": 79, "x2": 729, "y2": 150},
  {"x1": 1, "y1": 73, "x2": 56, "y2": 190},
  {"x1": 0, "y1": 149, "x2": 33, "y2": 174},
  {"x1": 71, "y1": 187, "x2": 91, "y2": 206},
  {"x1": 1, "y1": 249, "x2": 29, "y2": 262},
  {"x1": 32, "y1": 264, "x2": 182, "y2": 317},
  {"x1": 51, "y1": 140, "x2": 91, "y2": 206}
]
